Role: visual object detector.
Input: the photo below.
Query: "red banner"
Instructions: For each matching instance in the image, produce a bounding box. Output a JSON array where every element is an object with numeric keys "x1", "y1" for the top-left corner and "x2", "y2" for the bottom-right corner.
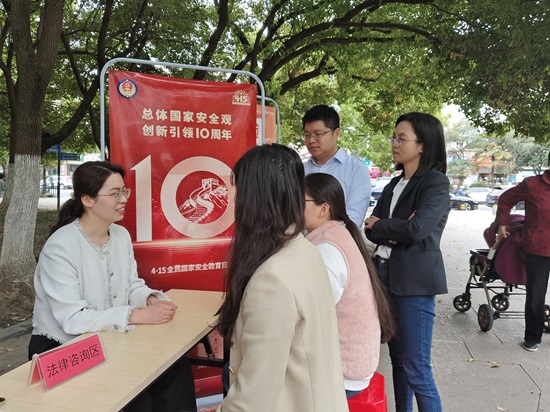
[
  {"x1": 256, "y1": 104, "x2": 277, "y2": 144},
  {"x1": 109, "y1": 70, "x2": 257, "y2": 292}
]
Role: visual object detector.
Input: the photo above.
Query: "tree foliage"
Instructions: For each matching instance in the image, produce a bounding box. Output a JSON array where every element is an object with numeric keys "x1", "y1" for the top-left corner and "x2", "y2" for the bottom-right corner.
[
  {"x1": 445, "y1": 119, "x2": 549, "y2": 185},
  {"x1": 0, "y1": 1, "x2": 547, "y2": 156},
  {"x1": 442, "y1": 0, "x2": 550, "y2": 143},
  {"x1": 445, "y1": 119, "x2": 485, "y2": 160},
  {"x1": 447, "y1": 158, "x2": 475, "y2": 186},
  {"x1": 500, "y1": 132, "x2": 549, "y2": 175}
]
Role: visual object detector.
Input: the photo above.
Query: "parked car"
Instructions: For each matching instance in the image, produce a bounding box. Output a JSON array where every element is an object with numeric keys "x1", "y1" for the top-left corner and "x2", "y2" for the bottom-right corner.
[
  {"x1": 369, "y1": 196, "x2": 375, "y2": 207},
  {"x1": 485, "y1": 185, "x2": 515, "y2": 207},
  {"x1": 45, "y1": 175, "x2": 73, "y2": 189},
  {"x1": 371, "y1": 186, "x2": 384, "y2": 202},
  {"x1": 374, "y1": 175, "x2": 392, "y2": 188},
  {"x1": 450, "y1": 193, "x2": 478, "y2": 210},
  {"x1": 485, "y1": 185, "x2": 525, "y2": 209},
  {"x1": 463, "y1": 187, "x2": 491, "y2": 204}
]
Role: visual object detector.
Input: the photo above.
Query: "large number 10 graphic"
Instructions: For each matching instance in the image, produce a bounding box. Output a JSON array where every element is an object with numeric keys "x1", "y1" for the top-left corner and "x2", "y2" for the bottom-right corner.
[{"x1": 131, "y1": 155, "x2": 235, "y2": 242}]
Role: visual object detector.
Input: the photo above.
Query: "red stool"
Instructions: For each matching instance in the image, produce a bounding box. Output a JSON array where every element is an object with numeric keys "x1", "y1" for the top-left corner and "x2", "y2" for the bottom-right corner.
[{"x1": 347, "y1": 372, "x2": 387, "y2": 412}]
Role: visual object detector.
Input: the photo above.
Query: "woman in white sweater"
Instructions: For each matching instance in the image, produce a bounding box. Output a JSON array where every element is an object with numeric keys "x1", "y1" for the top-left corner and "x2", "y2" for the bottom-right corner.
[
  {"x1": 304, "y1": 173, "x2": 395, "y2": 399},
  {"x1": 29, "y1": 161, "x2": 197, "y2": 412}
]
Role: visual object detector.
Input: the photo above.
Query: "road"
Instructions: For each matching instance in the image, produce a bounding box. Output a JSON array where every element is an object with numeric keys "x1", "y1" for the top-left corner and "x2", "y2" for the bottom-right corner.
[{"x1": 37, "y1": 189, "x2": 72, "y2": 210}]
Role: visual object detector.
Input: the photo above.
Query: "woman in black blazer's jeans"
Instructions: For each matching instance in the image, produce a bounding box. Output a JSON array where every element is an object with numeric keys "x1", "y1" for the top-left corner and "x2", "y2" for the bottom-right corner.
[{"x1": 365, "y1": 112, "x2": 450, "y2": 412}]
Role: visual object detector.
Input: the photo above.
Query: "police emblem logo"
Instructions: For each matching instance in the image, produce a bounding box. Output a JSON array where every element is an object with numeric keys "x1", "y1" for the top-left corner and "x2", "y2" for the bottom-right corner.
[{"x1": 117, "y1": 79, "x2": 138, "y2": 99}]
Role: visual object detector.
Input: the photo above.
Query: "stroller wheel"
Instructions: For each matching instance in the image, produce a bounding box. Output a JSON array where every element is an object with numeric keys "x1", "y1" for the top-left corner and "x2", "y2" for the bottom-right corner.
[
  {"x1": 453, "y1": 295, "x2": 472, "y2": 312},
  {"x1": 491, "y1": 294, "x2": 510, "y2": 311},
  {"x1": 478, "y1": 304, "x2": 494, "y2": 332},
  {"x1": 544, "y1": 305, "x2": 550, "y2": 333}
]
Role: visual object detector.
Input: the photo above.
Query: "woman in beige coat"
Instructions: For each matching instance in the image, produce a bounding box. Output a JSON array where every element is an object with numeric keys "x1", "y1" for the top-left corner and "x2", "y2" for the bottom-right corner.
[{"x1": 203, "y1": 144, "x2": 348, "y2": 412}]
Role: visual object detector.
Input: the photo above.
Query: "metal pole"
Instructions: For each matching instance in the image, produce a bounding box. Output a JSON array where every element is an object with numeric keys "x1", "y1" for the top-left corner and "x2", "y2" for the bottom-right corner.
[
  {"x1": 257, "y1": 96, "x2": 281, "y2": 144},
  {"x1": 57, "y1": 144, "x2": 61, "y2": 210}
]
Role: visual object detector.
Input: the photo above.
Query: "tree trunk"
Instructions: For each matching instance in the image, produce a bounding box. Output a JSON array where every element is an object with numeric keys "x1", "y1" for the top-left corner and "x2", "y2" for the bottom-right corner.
[
  {"x1": 0, "y1": 155, "x2": 39, "y2": 311},
  {"x1": 0, "y1": 163, "x2": 13, "y2": 213},
  {"x1": 0, "y1": 0, "x2": 64, "y2": 308},
  {"x1": 0, "y1": 155, "x2": 41, "y2": 282}
]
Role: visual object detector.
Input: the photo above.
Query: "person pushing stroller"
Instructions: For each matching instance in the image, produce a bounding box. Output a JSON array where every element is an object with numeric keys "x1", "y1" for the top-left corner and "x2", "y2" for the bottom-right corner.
[{"x1": 496, "y1": 152, "x2": 550, "y2": 352}]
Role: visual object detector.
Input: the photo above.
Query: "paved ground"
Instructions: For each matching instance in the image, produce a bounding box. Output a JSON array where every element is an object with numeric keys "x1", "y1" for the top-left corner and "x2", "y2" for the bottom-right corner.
[
  {"x1": 35, "y1": 190, "x2": 72, "y2": 210},
  {"x1": 1, "y1": 202, "x2": 547, "y2": 411}
]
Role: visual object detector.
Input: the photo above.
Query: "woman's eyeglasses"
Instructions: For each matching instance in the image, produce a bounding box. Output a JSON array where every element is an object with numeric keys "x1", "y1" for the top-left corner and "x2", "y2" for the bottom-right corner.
[
  {"x1": 387, "y1": 137, "x2": 420, "y2": 146},
  {"x1": 96, "y1": 188, "x2": 132, "y2": 203}
]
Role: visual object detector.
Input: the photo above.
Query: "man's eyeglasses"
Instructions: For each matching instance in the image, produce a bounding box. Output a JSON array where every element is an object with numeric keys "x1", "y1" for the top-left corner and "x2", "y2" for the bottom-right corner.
[
  {"x1": 96, "y1": 188, "x2": 132, "y2": 203},
  {"x1": 302, "y1": 130, "x2": 332, "y2": 141},
  {"x1": 387, "y1": 137, "x2": 420, "y2": 147}
]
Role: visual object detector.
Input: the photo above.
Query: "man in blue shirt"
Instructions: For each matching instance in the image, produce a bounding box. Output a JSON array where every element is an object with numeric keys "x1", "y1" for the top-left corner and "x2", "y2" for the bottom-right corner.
[{"x1": 302, "y1": 105, "x2": 372, "y2": 227}]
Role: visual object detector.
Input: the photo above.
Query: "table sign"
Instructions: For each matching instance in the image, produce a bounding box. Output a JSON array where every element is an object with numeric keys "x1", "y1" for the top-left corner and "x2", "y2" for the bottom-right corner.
[{"x1": 27, "y1": 333, "x2": 107, "y2": 390}]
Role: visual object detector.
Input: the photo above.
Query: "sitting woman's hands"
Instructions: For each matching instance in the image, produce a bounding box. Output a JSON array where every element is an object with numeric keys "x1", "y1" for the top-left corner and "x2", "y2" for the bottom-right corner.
[{"x1": 129, "y1": 300, "x2": 178, "y2": 325}]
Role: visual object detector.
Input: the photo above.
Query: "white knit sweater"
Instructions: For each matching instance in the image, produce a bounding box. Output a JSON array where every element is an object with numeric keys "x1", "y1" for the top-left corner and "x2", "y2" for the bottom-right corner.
[{"x1": 32, "y1": 220, "x2": 166, "y2": 344}]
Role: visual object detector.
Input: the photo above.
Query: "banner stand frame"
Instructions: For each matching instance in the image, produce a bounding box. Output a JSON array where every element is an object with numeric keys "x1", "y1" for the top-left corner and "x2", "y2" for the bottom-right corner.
[
  {"x1": 100, "y1": 58, "x2": 268, "y2": 160},
  {"x1": 258, "y1": 96, "x2": 280, "y2": 143}
]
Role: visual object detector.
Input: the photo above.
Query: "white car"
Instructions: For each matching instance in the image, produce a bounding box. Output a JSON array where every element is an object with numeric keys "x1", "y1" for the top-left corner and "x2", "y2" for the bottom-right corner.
[
  {"x1": 45, "y1": 175, "x2": 73, "y2": 189},
  {"x1": 374, "y1": 176, "x2": 392, "y2": 188},
  {"x1": 463, "y1": 187, "x2": 491, "y2": 203}
]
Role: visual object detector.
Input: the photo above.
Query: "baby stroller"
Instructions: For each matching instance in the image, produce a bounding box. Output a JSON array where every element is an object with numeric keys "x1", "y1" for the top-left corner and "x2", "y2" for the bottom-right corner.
[{"x1": 452, "y1": 214, "x2": 550, "y2": 332}]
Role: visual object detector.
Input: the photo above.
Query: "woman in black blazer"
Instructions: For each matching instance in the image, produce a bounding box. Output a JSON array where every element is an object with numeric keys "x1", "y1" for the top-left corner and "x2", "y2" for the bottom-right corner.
[{"x1": 365, "y1": 112, "x2": 449, "y2": 412}]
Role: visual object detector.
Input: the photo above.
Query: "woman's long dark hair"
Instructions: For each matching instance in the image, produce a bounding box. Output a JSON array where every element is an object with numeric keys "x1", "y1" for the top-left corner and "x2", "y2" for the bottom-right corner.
[
  {"x1": 305, "y1": 173, "x2": 395, "y2": 343},
  {"x1": 49, "y1": 161, "x2": 125, "y2": 236},
  {"x1": 216, "y1": 144, "x2": 305, "y2": 342}
]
